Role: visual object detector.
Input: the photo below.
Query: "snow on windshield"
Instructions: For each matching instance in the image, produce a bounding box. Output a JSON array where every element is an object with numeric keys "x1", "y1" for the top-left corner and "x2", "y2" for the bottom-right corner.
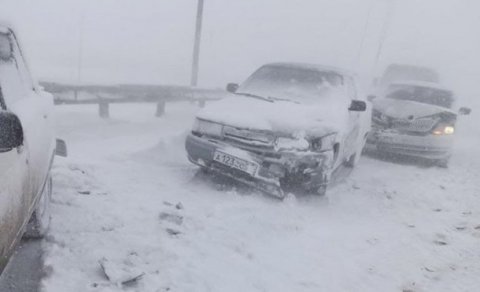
[
  {"x1": 386, "y1": 84, "x2": 454, "y2": 109},
  {"x1": 238, "y1": 65, "x2": 345, "y2": 103}
]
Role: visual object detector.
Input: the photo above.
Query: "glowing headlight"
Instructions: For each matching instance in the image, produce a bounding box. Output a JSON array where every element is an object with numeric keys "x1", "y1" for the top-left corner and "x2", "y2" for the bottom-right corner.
[
  {"x1": 192, "y1": 119, "x2": 223, "y2": 137},
  {"x1": 443, "y1": 126, "x2": 455, "y2": 134},
  {"x1": 432, "y1": 123, "x2": 455, "y2": 135},
  {"x1": 275, "y1": 137, "x2": 309, "y2": 151}
]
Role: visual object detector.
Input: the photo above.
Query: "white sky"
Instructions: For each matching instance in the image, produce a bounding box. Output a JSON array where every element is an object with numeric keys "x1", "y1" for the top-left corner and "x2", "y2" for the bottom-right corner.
[{"x1": 1, "y1": 0, "x2": 480, "y2": 101}]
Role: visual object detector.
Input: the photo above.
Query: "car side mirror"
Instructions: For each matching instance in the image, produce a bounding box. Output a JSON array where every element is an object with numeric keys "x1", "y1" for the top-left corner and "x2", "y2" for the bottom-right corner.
[
  {"x1": 459, "y1": 107, "x2": 471, "y2": 115},
  {"x1": 226, "y1": 83, "x2": 239, "y2": 93},
  {"x1": 0, "y1": 111, "x2": 24, "y2": 152},
  {"x1": 349, "y1": 100, "x2": 367, "y2": 112},
  {"x1": 55, "y1": 138, "x2": 68, "y2": 157},
  {"x1": 367, "y1": 95, "x2": 377, "y2": 102}
]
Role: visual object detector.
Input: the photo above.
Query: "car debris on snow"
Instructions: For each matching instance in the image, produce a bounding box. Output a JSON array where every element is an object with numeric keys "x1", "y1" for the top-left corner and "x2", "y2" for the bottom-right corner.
[
  {"x1": 162, "y1": 201, "x2": 184, "y2": 210},
  {"x1": 165, "y1": 228, "x2": 182, "y2": 236},
  {"x1": 433, "y1": 240, "x2": 448, "y2": 246},
  {"x1": 159, "y1": 212, "x2": 183, "y2": 225},
  {"x1": 98, "y1": 257, "x2": 145, "y2": 286}
]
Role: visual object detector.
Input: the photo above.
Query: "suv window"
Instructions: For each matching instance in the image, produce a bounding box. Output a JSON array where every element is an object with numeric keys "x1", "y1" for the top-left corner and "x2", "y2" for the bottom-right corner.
[{"x1": 0, "y1": 32, "x2": 30, "y2": 107}]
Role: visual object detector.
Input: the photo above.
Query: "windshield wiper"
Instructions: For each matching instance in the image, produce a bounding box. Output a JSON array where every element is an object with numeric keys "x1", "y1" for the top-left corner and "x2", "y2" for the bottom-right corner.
[
  {"x1": 268, "y1": 96, "x2": 300, "y2": 104},
  {"x1": 234, "y1": 92, "x2": 273, "y2": 103}
]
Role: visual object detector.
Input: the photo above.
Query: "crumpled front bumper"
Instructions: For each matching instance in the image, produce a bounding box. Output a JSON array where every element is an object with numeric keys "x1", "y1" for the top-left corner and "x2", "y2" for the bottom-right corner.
[
  {"x1": 367, "y1": 128, "x2": 453, "y2": 160},
  {"x1": 185, "y1": 134, "x2": 333, "y2": 198}
]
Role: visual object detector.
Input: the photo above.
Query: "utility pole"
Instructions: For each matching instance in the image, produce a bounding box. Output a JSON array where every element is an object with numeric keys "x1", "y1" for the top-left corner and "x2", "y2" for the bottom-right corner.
[
  {"x1": 75, "y1": 6, "x2": 86, "y2": 100},
  {"x1": 354, "y1": 0, "x2": 374, "y2": 69},
  {"x1": 372, "y1": 0, "x2": 395, "y2": 74},
  {"x1": 190, "y1": 0, "x2": 204, "y2": 87}
]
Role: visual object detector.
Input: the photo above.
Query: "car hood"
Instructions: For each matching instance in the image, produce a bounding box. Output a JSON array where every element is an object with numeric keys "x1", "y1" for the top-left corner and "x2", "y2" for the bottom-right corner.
[
  {"x1": 373, "y1": 98, "x2": 455, "y2": 119},
  {"x1": 196, "y1": 95, "x2": 350, "y2": 136}
]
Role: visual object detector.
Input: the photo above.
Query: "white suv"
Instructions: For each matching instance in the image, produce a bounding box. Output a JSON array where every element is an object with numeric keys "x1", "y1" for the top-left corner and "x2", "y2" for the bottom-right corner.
[{"x1": 0, "y1": 24, "x2": 66, "y2": 275}]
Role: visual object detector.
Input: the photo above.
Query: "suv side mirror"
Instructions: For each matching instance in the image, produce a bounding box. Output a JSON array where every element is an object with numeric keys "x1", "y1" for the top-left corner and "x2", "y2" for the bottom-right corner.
[
  {"x1": 459, "y1": 107, "x2": 471, "y2": 115},
  {"x1": 367, "y1": 95, "x2": 377, "y2": 102},
  {"x1": 226, "y1": 83, "x2": 239, "y2": 93},
  {"x1": 0, "y1": 111, "x2": 24, "y2": 152},
  {"x1": 349, "y1": 100, "x2": 367, "y2": 112}
]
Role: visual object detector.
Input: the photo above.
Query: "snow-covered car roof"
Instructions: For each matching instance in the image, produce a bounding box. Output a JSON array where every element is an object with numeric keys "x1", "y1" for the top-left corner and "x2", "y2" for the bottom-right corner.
[
  {"x1": 389, "y1": 80, "x2": 451, "y2": 92},
  {"x1": 265, "y1": 62, "x2": 355, "y2": 78}
]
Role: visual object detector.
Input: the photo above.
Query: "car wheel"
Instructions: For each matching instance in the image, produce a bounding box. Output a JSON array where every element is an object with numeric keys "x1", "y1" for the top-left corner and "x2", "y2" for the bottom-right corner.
[
  {"x1": 344, "y1": 152, "x2": 359, "y2": 167},
  {"x1": 436, "y1": 158, "x2": 450, "y2": 168},
  {"x1": 315, "y1": 185, "x2": 327, "y2": 196},
  {"x1": 345, "y1": 136, "x2": 367, "y2": 168},
  {"x1": 24, "y1": 176, "x2": 53, "y2": 239}
]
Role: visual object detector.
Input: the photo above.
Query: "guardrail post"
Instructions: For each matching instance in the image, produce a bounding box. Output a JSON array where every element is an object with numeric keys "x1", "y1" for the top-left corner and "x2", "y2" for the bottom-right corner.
[
  {"x1": 99, "y1": 101, "x2": 110, "y2": 119},
  {"x1": 155, "y1": 101, "x2": 165, "y2": 117}
]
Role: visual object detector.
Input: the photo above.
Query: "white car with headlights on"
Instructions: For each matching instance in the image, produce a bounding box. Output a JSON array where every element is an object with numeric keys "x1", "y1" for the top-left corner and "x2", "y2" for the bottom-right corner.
[
  {"x1": 367, "y1": 80, "x2": 471, "y2": 167},
  {"x1": 185, "y1": 62, "x2": 371, "y2": 198}
]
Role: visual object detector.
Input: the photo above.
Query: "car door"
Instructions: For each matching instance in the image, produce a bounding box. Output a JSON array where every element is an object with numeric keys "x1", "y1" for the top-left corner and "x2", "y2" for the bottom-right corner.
[
  {"x1": 0, "y1": 31, "x2": 31, "y2": 273},
  {"x1": 8, "y1": 31, "x2": 55, "y2": 200}
]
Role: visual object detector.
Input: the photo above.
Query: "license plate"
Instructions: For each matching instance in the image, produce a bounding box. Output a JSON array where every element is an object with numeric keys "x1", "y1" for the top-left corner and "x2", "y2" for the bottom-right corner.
[{"x1": 213, "y1": 151, "x2": 258, "y2": 176}]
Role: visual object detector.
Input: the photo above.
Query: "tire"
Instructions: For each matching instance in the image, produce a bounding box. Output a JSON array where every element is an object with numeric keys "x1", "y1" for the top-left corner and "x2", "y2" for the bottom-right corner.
[
  {"x1": 345, "y1": 136, "x2": 367, "y2": 168},
  {"x1": 436, "y1": 158, "x2": 450, "y2": 168},
  {"x1": 344, "y1": 152, "x2": 360, "y2": 167},
  {"x1": 315, "y1": 185, "x2": 327, "y2": 196},
  {"x1": 24, "y1": 176, "x2": 52, "y2": 239},
  {"x1": 280, "y1": 174, "x2": 328, "y2": 197}
]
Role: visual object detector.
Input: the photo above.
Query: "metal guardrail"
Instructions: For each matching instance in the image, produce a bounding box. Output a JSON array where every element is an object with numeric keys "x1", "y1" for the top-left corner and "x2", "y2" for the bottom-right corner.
[{"x1": 41, "y1": 82, "x2": 224, "y2": 118}]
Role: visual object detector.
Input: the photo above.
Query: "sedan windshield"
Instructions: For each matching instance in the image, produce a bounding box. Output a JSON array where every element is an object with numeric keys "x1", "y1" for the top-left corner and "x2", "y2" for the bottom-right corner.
[
  {"x1": 386, "y1": 84, "x2": 454, "y2": 109},
  {"x1": 237, "y1": 65, "x2": 344, "y2": 103}
]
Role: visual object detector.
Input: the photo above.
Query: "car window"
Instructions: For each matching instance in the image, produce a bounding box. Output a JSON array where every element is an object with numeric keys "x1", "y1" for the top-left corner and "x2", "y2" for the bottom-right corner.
[
  {"x1": 0, "y1": 33, "x2": 29, "y2": 107},
  {"x1": 380, "y1": 64, "x2": 440, "y2": 87},
  {"x1": 238, "y1": 65, "x2": 345, "y2": 103},
  {"x1": 10, "y1": 34, "x2": 35, "y2": 92},
  {"x1": 386, "y1": 84, "x2": 454, "y2": 108}
]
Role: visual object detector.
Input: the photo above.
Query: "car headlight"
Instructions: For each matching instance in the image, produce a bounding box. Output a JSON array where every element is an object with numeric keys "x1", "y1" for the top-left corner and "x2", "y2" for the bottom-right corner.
[
  {"x1": 432, "y1": 123, "x2": 454, "y2": 135},
  {"x1": 310, "y1": 133, "x2": 336, "y2": 152},
  {"x1": 192, "y1": 119, "x2": 223, "y2": 137},
  {"x1": 274, "y1": 137, "x2": 309, "y2": 151}
]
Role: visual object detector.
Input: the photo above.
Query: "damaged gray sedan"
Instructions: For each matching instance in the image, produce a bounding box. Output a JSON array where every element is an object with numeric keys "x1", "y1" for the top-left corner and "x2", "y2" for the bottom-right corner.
[
  {"x1": 185, "y1": 63, "x2": 371, "y2": 198},
  {"x1": 367, "y1": 80, "x2": 471, "y2": 167}
]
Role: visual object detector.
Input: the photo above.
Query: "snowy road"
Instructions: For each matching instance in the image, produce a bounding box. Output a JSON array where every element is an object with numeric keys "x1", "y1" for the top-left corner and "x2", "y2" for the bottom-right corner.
[
  {"x1": 39, "y1": 103, "x2": 480, "y2": 291},
  {"x1": 0, "y1": 240, "x2": 43, "y2": 292}
]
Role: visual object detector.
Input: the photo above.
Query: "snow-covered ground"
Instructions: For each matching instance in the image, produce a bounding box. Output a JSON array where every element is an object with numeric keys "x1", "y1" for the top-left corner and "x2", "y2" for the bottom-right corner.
[{"x1": 41, "y1": 102, "x2": 480, "y2": 292}]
